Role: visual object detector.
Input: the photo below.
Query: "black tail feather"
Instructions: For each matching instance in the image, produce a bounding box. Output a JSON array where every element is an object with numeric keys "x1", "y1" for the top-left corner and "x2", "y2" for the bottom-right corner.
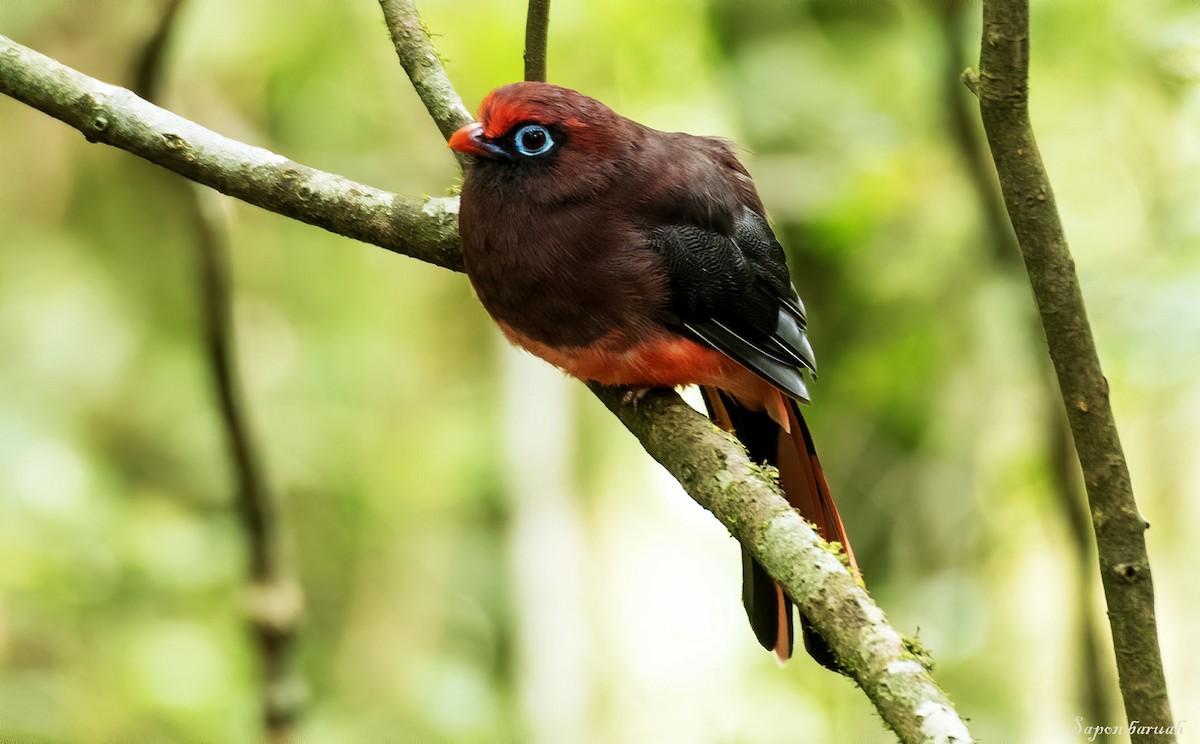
[{"x1": 701, "y1": 387, "x2": 854, "y2": 671}]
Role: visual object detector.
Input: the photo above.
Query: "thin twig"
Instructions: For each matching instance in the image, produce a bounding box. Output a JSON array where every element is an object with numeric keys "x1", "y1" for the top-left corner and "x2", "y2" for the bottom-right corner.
[
  {"x1": 935, "y1": 0, "x2": 1018, "y2": 267},
  {"x1": 970, "y1": 0, "x2": 1175, "y2": 737},
  {"x1": 933, "y1": 0, "x2": 1116, "y2": 725},
  {"x1": 524, "y1": 0, "x2": 550, "y2": 83},
  {"x1": 0, "y1": 33, "x2": 973, "y2": 742},
  {"x1": 377, "y1": 0, "x2": 474, "y2": 169},
  {"x1": 131, "y1": 0, "x2": 185, "y2": 100},
  {"x1": 191, "y1": 187, "x2": 306, "y2": 741},
  {"x1": 130, "y1": 9, "x2": 305, "y2": 741}
]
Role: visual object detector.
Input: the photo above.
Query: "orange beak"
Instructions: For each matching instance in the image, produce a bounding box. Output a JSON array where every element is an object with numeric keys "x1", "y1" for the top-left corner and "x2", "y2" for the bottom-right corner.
[{"x1": 448, "y1": 122, "x2": 511, "y2": 160}]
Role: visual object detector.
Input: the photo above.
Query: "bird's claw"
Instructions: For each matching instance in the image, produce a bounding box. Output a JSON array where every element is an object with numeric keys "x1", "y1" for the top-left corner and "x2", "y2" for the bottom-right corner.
[{"x1": 621, "y1": 386, "x2": 653, "y2": 408}]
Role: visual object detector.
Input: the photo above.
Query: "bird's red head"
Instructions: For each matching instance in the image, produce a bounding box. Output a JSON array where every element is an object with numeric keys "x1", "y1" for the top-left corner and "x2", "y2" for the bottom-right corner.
[{"x1": 449, "y1": 82, "x2": 630, "y2": 204}]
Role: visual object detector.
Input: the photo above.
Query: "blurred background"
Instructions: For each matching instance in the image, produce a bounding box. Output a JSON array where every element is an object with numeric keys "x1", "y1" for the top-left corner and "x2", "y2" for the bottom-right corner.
[{"x1": 2, "y1": 1, "x2": 1199, "y2": 742}]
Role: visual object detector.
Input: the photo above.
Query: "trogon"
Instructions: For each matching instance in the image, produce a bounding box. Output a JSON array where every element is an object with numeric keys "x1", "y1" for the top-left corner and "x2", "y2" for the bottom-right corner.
[{"x1": 449, "y1": 82, "x2": 859, "y2": 666}]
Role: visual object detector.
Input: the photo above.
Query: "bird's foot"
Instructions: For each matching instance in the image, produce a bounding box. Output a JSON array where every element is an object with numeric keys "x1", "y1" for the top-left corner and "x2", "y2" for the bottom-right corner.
[{"x1": 621, "y1": 386, "x2": 653, "y2": 407}]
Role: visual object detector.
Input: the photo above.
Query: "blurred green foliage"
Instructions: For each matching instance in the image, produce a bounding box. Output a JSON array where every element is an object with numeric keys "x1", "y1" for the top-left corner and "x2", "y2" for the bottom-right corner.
[{"x1": 1, "y1": 1, "x2": 1198, "y2": 742}]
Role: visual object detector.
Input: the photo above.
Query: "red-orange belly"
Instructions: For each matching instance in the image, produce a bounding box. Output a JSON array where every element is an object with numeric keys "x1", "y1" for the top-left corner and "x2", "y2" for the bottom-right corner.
[{"x1": 497, "y1": 322, "x2": 788, "y2": 423}]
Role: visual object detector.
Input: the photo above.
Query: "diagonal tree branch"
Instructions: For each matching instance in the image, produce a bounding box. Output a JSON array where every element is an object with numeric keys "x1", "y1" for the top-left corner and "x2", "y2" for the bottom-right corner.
[
  {"x1": 131, "y1": 5, "x2": 306, "y2": 740},
  {"x1": 0, "y1": 35, "x2": 462, "y2": 272},
  {"x1": 377, "y1": 0, "x2": 473, "y2": 170},
  {"x1": 932, "y1": 0, "x2": 1117, "y2": 725},
  {"x1": 965, "y1": 0, "x2": 1175, "y2": 737},
  {"x1": 590, "y1": 385, "x2": 970, "y2": 743},
  {"x1": 0, "y1": 32, "x2": 972, "y2": 742}
]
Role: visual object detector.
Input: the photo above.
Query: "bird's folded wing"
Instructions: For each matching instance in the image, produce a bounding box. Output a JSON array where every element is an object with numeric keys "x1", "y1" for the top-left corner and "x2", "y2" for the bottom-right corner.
[{"x1": 646, "y1": 208, "x2": 817, "y2": 402}]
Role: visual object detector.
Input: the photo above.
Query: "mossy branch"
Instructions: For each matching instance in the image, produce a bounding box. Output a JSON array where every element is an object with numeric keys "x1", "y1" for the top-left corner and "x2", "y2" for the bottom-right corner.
[
  {"x1": 0, "y1": 35, "x2": 463, "y2": 272},
  {"x1": 968, "y1": 0, "x2": 1175, "y2": 738},
  {"x1": 590, "y1": 386, "x2": 971, "y2": 743},
  {"x1": 0, "y1": 31, "x2": 972, "y2": 743}
]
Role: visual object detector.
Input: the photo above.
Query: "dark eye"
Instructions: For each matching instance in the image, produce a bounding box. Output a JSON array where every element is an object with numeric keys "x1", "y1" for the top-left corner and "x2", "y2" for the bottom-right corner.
[{"x1": 513, "y1": 124, "x2": 555, "y2": 157}]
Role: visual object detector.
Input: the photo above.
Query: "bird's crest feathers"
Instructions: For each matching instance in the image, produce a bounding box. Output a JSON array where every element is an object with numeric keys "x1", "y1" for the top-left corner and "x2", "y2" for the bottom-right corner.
[{"x1": 478, "y1": 82, "x2": 617, "y2": 153}]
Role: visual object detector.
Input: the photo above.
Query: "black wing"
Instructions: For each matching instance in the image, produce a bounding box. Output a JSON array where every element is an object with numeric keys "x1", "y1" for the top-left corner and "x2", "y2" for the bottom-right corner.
[{"x1": 647, "y1": 207, "x2": 817, "y2": 402}]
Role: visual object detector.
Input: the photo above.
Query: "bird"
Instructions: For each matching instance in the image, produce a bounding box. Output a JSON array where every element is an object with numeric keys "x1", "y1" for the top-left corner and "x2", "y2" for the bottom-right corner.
[{"x1": 448, "y1": 82, "x2": 858, "y2": 666}]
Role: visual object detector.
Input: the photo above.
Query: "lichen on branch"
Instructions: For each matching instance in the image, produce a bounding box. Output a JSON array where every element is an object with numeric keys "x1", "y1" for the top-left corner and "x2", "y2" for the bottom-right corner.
[{"x1": 0, "y1": 35, "x2": 462, "y2": 271}]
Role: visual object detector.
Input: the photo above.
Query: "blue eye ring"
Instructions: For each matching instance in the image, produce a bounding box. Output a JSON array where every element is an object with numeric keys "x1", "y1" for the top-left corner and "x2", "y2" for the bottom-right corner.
[{"x1": 513, "y1": 124, "x2": 555, "y2": 157}]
